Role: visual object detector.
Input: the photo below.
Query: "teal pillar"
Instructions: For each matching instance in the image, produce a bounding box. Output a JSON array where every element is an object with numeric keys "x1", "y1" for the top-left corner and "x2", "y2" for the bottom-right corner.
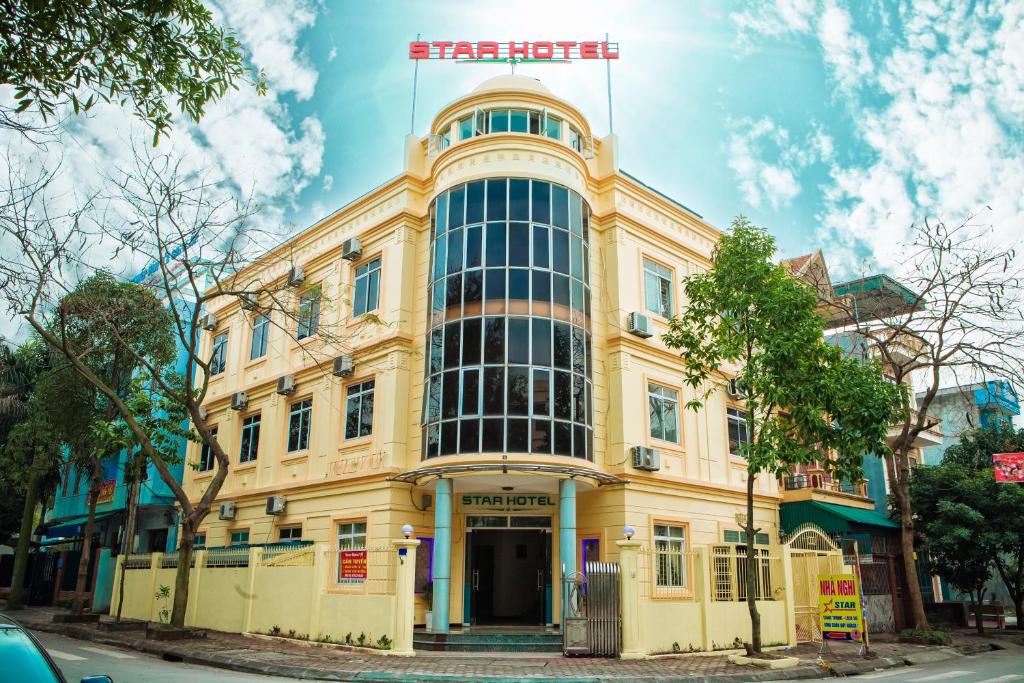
[
  {"x1": 559, "y1": 479, "x2": 577, "y2": 579},
  {"x1": 431, "y1": 479, "x2": 452, "y2": 633}
]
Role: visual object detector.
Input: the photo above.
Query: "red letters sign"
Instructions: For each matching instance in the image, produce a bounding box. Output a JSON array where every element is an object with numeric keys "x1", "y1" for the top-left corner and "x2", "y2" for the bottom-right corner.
[
  {"x1": 339, "y1": 550, "x2": 368, "y2": 580},
  {"x1": 994, "y1": 453, "x2": 1024, "y2": 482},
  {"x1": 96, "y1": 479, "x2": 117, "y2": 505},
  {"x1": 409, "y1": 41, "x2": 619, "y2": 62}
]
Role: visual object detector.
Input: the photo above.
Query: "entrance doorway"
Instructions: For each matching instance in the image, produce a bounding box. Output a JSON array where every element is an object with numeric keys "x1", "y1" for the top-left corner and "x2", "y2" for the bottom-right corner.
[{"x1": 467, "y1": 526, "x2": 551, "y2": 626}]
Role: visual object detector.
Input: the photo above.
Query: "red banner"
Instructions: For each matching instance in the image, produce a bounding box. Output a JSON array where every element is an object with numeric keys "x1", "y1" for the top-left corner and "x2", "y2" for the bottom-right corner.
[
  {"x1": 339, "y1": 550, "x2": 367, "y2": 580},
  {"x1": 994, "y1": 453, "x2": 1024, "y2": 482},
  {"x1": 96, "y1": 479, "x2": 117, "y2": 504}
]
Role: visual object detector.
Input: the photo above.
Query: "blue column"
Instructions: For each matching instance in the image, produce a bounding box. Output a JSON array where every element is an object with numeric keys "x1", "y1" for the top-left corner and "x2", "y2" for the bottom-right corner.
[
  {"x1": 431, "y1": 479, "x2": 452, "y2": 633},
  {"x1": 559, "y1": 479, "x2": 577, "y2": 579}
]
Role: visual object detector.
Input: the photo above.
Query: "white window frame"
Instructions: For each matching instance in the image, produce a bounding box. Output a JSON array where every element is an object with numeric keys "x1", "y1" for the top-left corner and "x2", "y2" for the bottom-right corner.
[
  {"x1": 250, "y1": 313, "x2": 270, "y2": 360},
  {"x1": 296, "y1": 286, "x2": 321, "y2": 340},
  {"x1": 728, "y1": 407, "x2": 751, "y2": 456},
  {"x1": 336, "y1": 520, "x2": 368, "y2": 584},
  {"x1": 654, "y1": 524, "x2": 687, "y2": 588},
  {"x1": 198, "y1": 427, "x2": 218, "y2": 472},
  {"x1": 648, "y1": 383, "x2": 680, "y2": 444},
  {"x1": 352, "y1": 256, "x2": 382, "y2": 316},
  {"x1": 643, "y1": 258, "x2": 675, "y2": 318},
  {"x1": 239, "y1": 413, "x2": 261, "y2": 464},
  {"x1": 287, "y1": 398, "x2": 313, "y2": 453},
  {"x1": 210, "y1": 332, "x2": 228, "y2": 375},
  {"x1": 229, "y1": 529, "x2": 250, "y2": 546},
  {"x1": 344, "y1": 380, "x2": 375, "y2": 440},
  {"x1": 278, "y1": 526, "x2": 303, "y2": 542}
]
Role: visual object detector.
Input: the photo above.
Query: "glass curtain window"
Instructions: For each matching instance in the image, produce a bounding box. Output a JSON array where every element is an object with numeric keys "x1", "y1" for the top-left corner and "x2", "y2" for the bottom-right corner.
[
  {"x1": 352, "y1": 257, "x2": 381, "y2": 316},
  {"x1": 423, "y1": 178, "x2": 593, "y2": 461},
  {"x1": 297, "y1": 286, "x2": 321, "y2": 339},
  {"x1": 443, "y1": 108, "x2": 580, "y2": 147},
  {"x1": 648, "y1": 384, "x2": 680, "y2": 443},
  {"x1": 728, "y1": 407, "x2": 750, "y2": 455},
  {"x1": 287, "y1": 398, "x2": 313, "y2": 452},
  {"x1": 344, "y1": 380, "x2": 375, "y2": 439},
  {"x1": 643, "y1": 259, "x2": 674, "y2": 318},
  {"x1": 654, "y1": 524, "x2": 686, "y2": 588},
  {"x1": 198, "y1": 427, "x2": 218, "y2": 471},
  {"x1": 250, "y1": 314, "x2": 270, "y2": 359},
  {"x1": 239, "y1": 414, "x2": 261, "y2": 463},
  {"x1": 210, "y1": 333, "x2": 228, "y2": 375}
]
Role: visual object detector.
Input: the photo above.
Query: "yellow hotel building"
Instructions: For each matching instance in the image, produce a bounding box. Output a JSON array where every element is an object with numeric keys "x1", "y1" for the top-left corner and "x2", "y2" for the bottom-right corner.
[{"x1": 185, "y1": 75, "x2": 785, "y2": 645}]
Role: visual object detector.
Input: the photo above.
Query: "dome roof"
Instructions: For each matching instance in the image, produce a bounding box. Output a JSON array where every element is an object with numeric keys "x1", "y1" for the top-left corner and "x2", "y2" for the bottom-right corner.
[{"x1": 471, "y1": 74, "x2": 552, "y2": 95}]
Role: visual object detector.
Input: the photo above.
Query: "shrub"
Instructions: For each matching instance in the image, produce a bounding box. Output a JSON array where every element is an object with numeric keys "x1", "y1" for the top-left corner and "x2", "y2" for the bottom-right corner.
[{"x1": 900, "y1": 629, "x2": 952, "y2": 645}]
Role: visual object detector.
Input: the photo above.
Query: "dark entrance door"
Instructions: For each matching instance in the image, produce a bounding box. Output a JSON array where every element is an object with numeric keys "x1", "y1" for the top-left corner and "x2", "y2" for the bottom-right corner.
[{"x1": 469, "y1": 529, "x2": 548, "y2": 625}]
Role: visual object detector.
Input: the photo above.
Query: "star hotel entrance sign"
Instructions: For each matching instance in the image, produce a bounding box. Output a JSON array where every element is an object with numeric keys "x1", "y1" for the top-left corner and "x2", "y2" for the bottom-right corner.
[{"x1": 409, "y1": 40, "x2": 619, "y2": 63}]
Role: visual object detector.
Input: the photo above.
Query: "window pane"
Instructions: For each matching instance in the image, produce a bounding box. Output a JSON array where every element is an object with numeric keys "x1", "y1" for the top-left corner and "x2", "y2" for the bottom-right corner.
[
  {"x1": 532, "y1": 419, "x2": 551, "y2": 453},
  {"x1": 552, "y1": 229, "x2": 570, "y2": 274},
  {"x1": 532, "y1": 181, "x2": 550, "y2": 223},
  {"x1": 532, "y1": 318, "x2": 551, "y2": 366},
  {"x1": 352, "y1": 273, "x2": 368, "y2": 316},
  {"x1": 554, "y1": 370, "x2": 571, "y2": 420},
  {"x1": 466, "y1": 180, "x2": 485, "y2": 223},
  {"x1": 551, "y1": 185, "x2": 569, "y2": 229},
  {"x1": 485, "y1": 223, "x2": 506, "y2": 266},
  {"x1": 532, "y1": 225, "x2": 549, "y2": 268},
  {"x1": 464, "y1": 269, "x2": 483, "y2": 310},
  {"x1": 546, "y1": 116, "x2": 561, "y2": 140},
  {"x1": 444, "y1": 321, "x2": 461, "y2": 369},
  {"x1": 507, "y1": 366, "x2": 529, "y2": 415},
  {"x1": 532, "y1": 270, "x2": 551, "y2": 306},
  {"x1": 429, "y1": 328, "x2": 443, "y2": 373},
  {"x1": 553, "y1": 322, "x2": 571, "y2": 369},
  {"x1": 508, "y1": 318, "x2": 529, "y2": 364},
  {"x1": 426, "y1": 376, "x2": 440, "y2": 422},
  {"x1": 432, "y1": 234, "x2": 446, "y2": 281},
  {"x1": 446, "y1": 227, "x2": 463, "y2": 274},
  {"x1": 465, "y1": 225, "x2": 482, "y2": 269},
  {"x1": 442, "y1": 370, "x2": 460, "y2": 418},
  {"x1": 510, "y1": 110, "x2": 529, "y2": 133},
  {"x1": 446, "y1": 273, "x2": 462, "y2": 316},
  {"x1": 462, "y1": 368, "x2": 479, "y2": 415},
  {"x1": 459, "y1": 116, "x2": 474, "y2": 141},
  {"x1": 441, "y1": 421, "x2": 458, "y2": 455},
  {"x1": 508, "y1": 221, "x2": 530, "y2": 266},
  {"x1": 460, "y1": 419, "x2": 480, "y2": 453},
  {"x1": 490, "y1": 109, "x2": 509, "y2": 133},
  {"x1": 508, "y1": 268, "x2": 529, "y2": 305},
  {"x1": 554, "y1": 421, "x2": 572, "y2": 456},
  {"x1": 425, "y1": 424, "x2": 440, "y2": 458},
  {"x1": 570, "y1": 236, "x2": 583, "y2": 280},
  {"x1": 509, "y1": 179, "x2": 529, "y2": 220},
  {"x1": 486, "y1": 179, "x2": 507, "y2": 221},
  {"x1": 508, "y1": 417, "x2": 529, "y2": 451},
  {"x1": 448, "y1": 186, "x2": 465, "y2": 229},
  {"x1": 482, "y1": 418, "x2": 504, "y2": 451},
  {"x1": 485, "y1": 268, "x2": 505, "y2": 304},
  {"x1": 435, "y1": 193, "x2": 448, "y2": 236},
  {"x1": 532, "y1": 368, "x2": 550, "y2": 415},
  {"x1": 483, "y1": 367, "x2": 504, "y2": 415},
  {"x1": 484, "y1": 317, "x2": 505, "y2": 364},
  {"x1": 461, "y1": 317, "x2": 481, "y2": 366}
]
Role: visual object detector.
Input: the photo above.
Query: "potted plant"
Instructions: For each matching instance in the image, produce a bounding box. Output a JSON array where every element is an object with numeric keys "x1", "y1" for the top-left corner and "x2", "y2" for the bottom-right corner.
[{"x1": 423, "y1": 580, "x2": 434, "y2": 632}]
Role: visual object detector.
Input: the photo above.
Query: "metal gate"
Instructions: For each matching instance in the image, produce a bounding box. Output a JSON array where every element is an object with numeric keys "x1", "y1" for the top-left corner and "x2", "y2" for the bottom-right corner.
[
  {"x1": 561, "y1": 562, "x2": 620, "y2": 657},
  {"x1": 785, "y1": 524, "x2": 843, "y2": 642}
]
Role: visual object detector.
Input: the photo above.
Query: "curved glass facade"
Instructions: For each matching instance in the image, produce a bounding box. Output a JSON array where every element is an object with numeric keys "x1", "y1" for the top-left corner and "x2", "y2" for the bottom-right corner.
[{"x1": 422, "y1": 178, "x2": 593, "y2": 461}]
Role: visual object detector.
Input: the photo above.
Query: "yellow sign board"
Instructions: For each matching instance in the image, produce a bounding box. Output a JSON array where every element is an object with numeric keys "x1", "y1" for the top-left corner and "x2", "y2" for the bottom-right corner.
[{"x1": 818, "y1": 574, "x2": 863, "y2": 641}]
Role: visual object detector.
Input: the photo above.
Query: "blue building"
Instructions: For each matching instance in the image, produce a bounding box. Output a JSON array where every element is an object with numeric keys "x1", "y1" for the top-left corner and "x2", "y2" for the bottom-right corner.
[{"x1": 918, "y1": 380, "x2": 1020, "y2": 466}]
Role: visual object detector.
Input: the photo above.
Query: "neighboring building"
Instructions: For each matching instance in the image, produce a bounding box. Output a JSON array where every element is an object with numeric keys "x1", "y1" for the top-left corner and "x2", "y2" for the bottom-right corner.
[
  {"x1": 185, "y1": 75, "x2": 786, "y2": 639},
  {"x1": 919, "y1": 380, "x2": 1020, "y2": 466}
]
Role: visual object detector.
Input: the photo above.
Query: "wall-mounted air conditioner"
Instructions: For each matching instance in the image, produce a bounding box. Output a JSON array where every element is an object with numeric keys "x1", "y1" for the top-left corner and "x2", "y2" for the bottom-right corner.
[
  {"x1": 631, "y1": 446, "x2": 661, "y2": 472},
  {"x1": 239, "y1": 293, "x2": 259, "y2": 311},
  {"x1": 230, "y1": 392, "x2": 248, "y2": 411},
  {"x1": 727, "y1": 379, "x2": 743, "y2": 399},
  {"x1": 201, "y1": 313, "x2": 217, "y2": 331},
  {"x1": 197, "y1": 406, "x2": 209, "y2": 421},
  {"x1": 276, "y1": 374, "x2": 296, "y2": 395},
  {"x1": 218, "y1": 501, "x2": 236, "y2": 520},
  {"x1": 341, "y1": 238, "x2": 362, "y2": 261},
  {"x1": 287, "y1": 265, "x2": 305, "y2": 287},
  {"x1": 332, "y1": 354, "x2": 355, "y2": 377},
  {"x1": 627, "y1": 312, "x2": 654, "y2": 338},
  {"x1": 266, "y1": 495, "x2": 286, "y2": 516}
]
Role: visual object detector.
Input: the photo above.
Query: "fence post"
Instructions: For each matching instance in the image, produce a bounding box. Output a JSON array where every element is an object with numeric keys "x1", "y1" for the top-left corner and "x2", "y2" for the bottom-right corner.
[
  {"x1": 242, "y1": 546, "x2": 260, "y2": 633},
  {"x1": 149, "y1": 553, "x2": 164, "y2": 623},
  {"x1": 186, "y1": 550, "x2": 206, "y2": 627},
  {"x1": 782, "y1": 546, "x2": 797, "y2": 646},
  {"x1": 616, "y1": 539, "x2": 644, "y2": 659},
  {"x1": 391, "y1": 538, "x2": 420, "y2": 656},
  {"x1": 694, "y1": 547, "x2": 714, "y2": 651},
  {"x1": 308, "y1": 543, "x2": 329, "y2": 639}
]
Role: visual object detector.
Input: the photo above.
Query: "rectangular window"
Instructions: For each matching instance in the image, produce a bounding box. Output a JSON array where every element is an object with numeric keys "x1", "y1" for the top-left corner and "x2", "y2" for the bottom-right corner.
[
  {"x1": 509, "y1": 109, "x2": 529, "y2": 133},
  {"x1": 654, "y1": 524, "x2": 687, "y2": 588},
  {"x1": 210, "y1": 332, "x2": 228, "y2": 375},
  {"x1": 287, "y1": 398, "x2": 313, "y2": 452},
  {"x1": 569, "y1": 126, "x2": 583, "y2": 153},
  {"x1": 337, "y1": 520, "x2": 368, "y2": 583},
  {"x1": 279, "y1": 526, "x2": 303, "y2": 542},
  {"x1": 229, "y1": 529, "x2": 250, "y2": 546},
  {"x1": 193, "y1": 532, "x2": 206, "y2": 550},
  {"x1": 198, "y1": 427, "x2": 218, "y2": 472},
  {"x1": 352, "y1": 257, "x2": 382, "y2": 316},
  {"x1": 490, "y1": 109, "x2": 509, "y2": 133},
  {"x1": 648, "y1": 384, "x2": 680, "y2": 443},
  {"x1": 344, "y1": 380, "x2": 375, "y2": 439},
  {"x1": 250, "y1": 314, "x2": 270, "y2": 359},
  {"x1": 459, "y1": 115, "x2": 474, "y2": 141},
  {"x1": 728, "y1": 407, "x2": 750, "y2": 456},
  {"x1": 239, "y1": 414, "x2": 261, "y2": 464},
  {"x1": 643, "y1": 259, "x2": 674, "y2": 318},
  {"x1": 545, "y1": 114, "x2": 562, "y2": 140},
  {"x1": 297, "y1": 286, "x2": 321, "y2": 339}
]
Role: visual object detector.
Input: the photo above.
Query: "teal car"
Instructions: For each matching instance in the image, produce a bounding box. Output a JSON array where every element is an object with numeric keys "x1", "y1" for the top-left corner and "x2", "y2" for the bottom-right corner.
[{"x1": 0, "y1": 615, "x2": 112, "y2": 683}]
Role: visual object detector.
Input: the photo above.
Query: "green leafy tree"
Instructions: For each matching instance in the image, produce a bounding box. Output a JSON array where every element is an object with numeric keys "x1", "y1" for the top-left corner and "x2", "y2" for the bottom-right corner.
[
  {"x1": 663, "y1": 217, "x2": 901, "y2": 652},
  {"x1": 0, "y1": 0, "x2": 264, "y2": 142},
  {"x1": 912, "y1": 424, "x2": 1024, "y2": 631}
]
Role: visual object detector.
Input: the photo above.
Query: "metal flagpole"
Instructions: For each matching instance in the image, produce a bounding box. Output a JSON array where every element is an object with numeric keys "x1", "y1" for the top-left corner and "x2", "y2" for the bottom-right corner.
[
  {"x1": 605, "y1": 32, "x2": 613, "y2": 134},
  {"x1": 410, "y1": 32, "x2": 421, "y2": 134}
]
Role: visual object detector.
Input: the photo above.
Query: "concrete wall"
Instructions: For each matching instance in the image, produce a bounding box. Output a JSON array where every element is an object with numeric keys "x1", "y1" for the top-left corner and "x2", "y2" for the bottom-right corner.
[{"x1": 864, "y1": 594, "x2": 895, "y2": 633}]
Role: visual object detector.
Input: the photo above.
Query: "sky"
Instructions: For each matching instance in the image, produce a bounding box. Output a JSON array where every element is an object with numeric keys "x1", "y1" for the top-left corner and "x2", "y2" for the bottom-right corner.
[{"x1": 3, "y1": 0, "x2": 1023, "y2": 316}]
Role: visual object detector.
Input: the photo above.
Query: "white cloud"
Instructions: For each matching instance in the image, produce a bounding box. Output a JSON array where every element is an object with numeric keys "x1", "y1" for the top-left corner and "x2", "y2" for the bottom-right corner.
[{"x1": 322, "y1": 174, "x2": 334, "y2": 192}]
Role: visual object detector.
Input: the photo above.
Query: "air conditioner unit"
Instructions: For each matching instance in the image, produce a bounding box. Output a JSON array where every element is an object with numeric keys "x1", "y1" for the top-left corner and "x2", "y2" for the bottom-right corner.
[
  {"x1": 218, "y1": 501, "x2": 236, "y2": 521},
  {"x1": 421, "y1": 494, "x2": 433, "y2": 510},
  {"x1": 239, "y1": 292, "x2": 259, "y2": 311},
  {"x1": 341, "y1": 237, "x2": 363, "y2": 261},
  {"x1": 287, "y1": 265, "x2": 305, "y2": 287},
  {"x1": 276, "y1": 374, "x2": 296, "y2": 395},
  {"x1": 201, "y1": 312, "x2": 217, "y2": 331},
  {"x1": 230, "y1": 391, "x2": 248, "y2": 411},
  {"x1": 727, "y1": 379, "x2": 743, "y2": 399},
  {"x1": 631, "y1": 446, "x2": 661, "y2": 472},
  {"x1": 265, "y1": 495, "x2": 286, "y2": 516},
  {"x1": 626, "y1": 312, "x2": 654, "y2": 338},
  {"x1": 197, "y1": 406, "x2": 209, "y2": 421},
  {"x1": 332, "y1": 354, "x2": 355, "y2": 377}
]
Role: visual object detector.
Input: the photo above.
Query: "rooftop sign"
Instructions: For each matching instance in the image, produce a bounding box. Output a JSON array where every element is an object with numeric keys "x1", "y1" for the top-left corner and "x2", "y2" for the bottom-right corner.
[{"x1": 409, "y1": 41, "x2": 619, "y2": 62}]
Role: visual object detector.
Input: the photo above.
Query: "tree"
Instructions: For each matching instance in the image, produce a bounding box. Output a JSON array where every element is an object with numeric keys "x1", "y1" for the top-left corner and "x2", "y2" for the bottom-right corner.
[
  {"x1": 0, "y1": 0, "x2": 263, "y2": 142},
  {"x1": 810, "y1": 219, "x2": 1024, "y2": 630},
  {"x1": 912, "y1": 424, "x2": 1024, "y2": 630},
  {"x1": 663, "y1": 217, "x2": 901, "y2": 652}
]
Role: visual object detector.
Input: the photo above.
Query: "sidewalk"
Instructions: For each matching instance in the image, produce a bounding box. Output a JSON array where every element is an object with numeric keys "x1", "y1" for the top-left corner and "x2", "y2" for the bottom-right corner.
[{"x1": 3, "y1": 604, "x2": 1018, "y2": 682}]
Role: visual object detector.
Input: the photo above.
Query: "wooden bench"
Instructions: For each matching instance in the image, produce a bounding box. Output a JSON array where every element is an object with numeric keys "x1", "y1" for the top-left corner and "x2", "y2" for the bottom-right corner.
[{"x1": 968, "y1": 602, "x2": 1006, "y2": 629}]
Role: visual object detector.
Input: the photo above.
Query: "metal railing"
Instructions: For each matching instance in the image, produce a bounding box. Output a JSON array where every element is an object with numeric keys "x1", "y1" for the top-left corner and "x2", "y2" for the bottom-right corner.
[
  {"x1": 123, "y1": 553, "x2": 152, "y2": 570},
  {"x1": 261, "y1": 542, "x2": 315, "y2": 566},
  {"x1": 710, "y1": 546, "x2": 782, "y2": 602},
  {"x1": 780, "y1": 475, "x2": 869, "y2": 497},
  {"x1": 204, "y1": 546, "x2": 250, "y2": 568},
  {"x1": 637, "y1": 547, "x2": 696, "y2": 599},
  {"x1": 327, "y1": 546, "x2": 395, "y2": 595}
]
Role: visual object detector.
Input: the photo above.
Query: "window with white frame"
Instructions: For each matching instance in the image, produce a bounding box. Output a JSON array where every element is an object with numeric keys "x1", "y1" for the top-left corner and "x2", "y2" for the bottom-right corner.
[
  {"x1": 727, "y1": 407, "x2": 750, "y2": 456},
  {"x1": 648, "y1": 384, "x2": 680, "y2": 443},
  {"x1": 352, "y1": 257, "x2": 381, "y2": 316},
  {"x1": 198, "y1": 427, "x2": 218, "y2": 472},
  {"x1": 250, "y1": 314, "x2": 270, "y2": 359},
  {"x1": 297, "y1": 286, "x2": 321, "y2": 340},
  {"x1": 654, "y1": 524, "x2": 687, "y2": 588},
  {"x1": 337, "y1": 520, "x2": 367, "y2": 583},
  {"x1": 229, "y1": 529, "x2": 250, "y2": 546},
  {"x1": 458, "y1": 115, "x2": 474, "y2": 141},
  {"x1": 210, "y1": 332, "x2": 228, "y2": 375},
  {"x1": 278, "y1": 526, "x2": 302, "y2": 542},
  {"x1": 643, "y1": 258, "x2": 674, "y2": 318},
  {"x1": 287, "y1": 398, "x2": 312, "y2": 452},
  {"x1": 239, "y1": 414, "x2": 261, "y2": 463},
  {"x1": 344, "y1": 380, "x2": 375, "y2": 439}
]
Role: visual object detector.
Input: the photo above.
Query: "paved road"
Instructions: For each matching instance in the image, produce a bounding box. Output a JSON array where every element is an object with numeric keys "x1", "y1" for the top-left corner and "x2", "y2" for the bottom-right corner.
[
  {"x1": 769, "y1": 648, "x2": 1024, "y2": 682},
  {"x1": 32, "y1": 630, "x2": 320, "y2": 682}
]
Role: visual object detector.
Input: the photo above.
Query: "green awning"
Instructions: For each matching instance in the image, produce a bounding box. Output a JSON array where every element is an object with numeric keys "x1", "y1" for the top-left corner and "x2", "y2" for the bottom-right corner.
[{"x1": 781, "y1": 500, "x2": 898, "y2": 535}]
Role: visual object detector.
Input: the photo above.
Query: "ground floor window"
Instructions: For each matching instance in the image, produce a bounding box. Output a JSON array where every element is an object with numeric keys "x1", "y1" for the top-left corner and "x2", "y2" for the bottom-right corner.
[
  {"x1": 193, "y1": 532, "x2": 206, "y2": 550},
  {"x1": 654, "y1": 524, "x2": 687, "y2": 588},
  {"x1": 337, "y1": 521, "x2": 367, "y2": 584},
  {"x1": 229, "y1": 529, "x2": 250, "y2": 546},
  {"x1": 278, "y1": 526, "x2": 302, "y2": 542}
]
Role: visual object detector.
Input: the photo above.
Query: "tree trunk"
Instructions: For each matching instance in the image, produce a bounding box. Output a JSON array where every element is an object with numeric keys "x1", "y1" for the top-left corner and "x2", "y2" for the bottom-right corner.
[
  {"x1": 115, "y1": 454, "x2": 142, "y2": 623},
  {"x1": 6, "y1": 469, "x2": 42, "y2": 610},
  {"x1": 745, "y1": 472, "x2": 762, "y2": 653},
  {"x1": 890, "y1": 450, "x2": 930, "y2": 630},
  {"x1": 170, "y1": 519, "x2": 196, "y2": 628},
  {"x1": 974, "y1": 587, "x2": 986, "y2": 636},
  {"x1": 1014, "y1": 594, "x2": 1023, "y2": 632},
  {"x1": 70, "y1": 461, "x2": 102, "y2": 615}
]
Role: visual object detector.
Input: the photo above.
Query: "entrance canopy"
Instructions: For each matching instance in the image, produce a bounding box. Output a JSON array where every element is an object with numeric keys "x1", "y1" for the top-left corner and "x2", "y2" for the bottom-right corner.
[
  {"x1": 781, "y1": 501, "x2": 897, "y2": 536},
  {"x1": 389, "y1": 462, "x2": 627, "y2": 487}
]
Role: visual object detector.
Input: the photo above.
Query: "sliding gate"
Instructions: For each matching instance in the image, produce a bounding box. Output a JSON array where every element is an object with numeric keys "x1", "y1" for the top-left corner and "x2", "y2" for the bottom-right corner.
[{"x1": 561, "y1": 561, "x2": 620, "y2": 657}]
